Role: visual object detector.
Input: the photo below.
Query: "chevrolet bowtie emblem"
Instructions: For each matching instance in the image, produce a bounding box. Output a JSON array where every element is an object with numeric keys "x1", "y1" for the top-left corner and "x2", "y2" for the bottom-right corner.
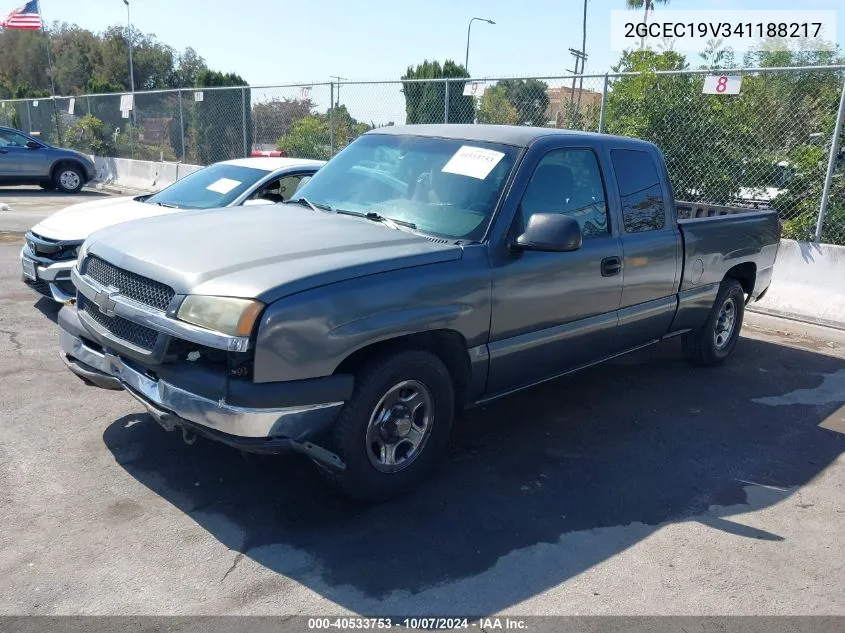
[{"x1": 93, "y1": 288, "x2": 119, "y2": 317}]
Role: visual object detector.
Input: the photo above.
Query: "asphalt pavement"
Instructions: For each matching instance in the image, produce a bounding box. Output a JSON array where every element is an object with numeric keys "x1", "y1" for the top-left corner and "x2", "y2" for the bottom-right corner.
[
  {"x1": 0, "y1": 185, "x2": 111, "y2": 235},
  {"x1": 0, "y1": 192, "x2": 843, "y2": 616}
]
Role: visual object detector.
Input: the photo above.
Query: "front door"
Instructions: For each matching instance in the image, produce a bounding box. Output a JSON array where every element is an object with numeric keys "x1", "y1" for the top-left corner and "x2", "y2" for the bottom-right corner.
[
  {"x1": 487, "y1": 147, "x2": 623, "y2": 395},
  {"x1": 0, "y1": 129, "x2": 48, "y2": 178}
]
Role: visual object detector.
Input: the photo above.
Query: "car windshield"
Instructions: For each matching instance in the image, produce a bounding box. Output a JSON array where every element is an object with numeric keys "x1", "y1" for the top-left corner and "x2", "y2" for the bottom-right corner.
[
  {"x1": 293, "y1": 134, "x2": 520, "y2": 240},
  {"x1": 145, "y1": 163, "x2": 270, "y2": 209}
]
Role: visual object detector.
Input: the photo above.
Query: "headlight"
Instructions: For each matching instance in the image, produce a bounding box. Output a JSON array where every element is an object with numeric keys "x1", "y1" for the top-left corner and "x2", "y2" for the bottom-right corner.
[
  {"x1": 177, "y1": 296, "x2": 264, "y2": 337},
  {"x1": 76, "y1": 241, "x2": 89, "y2": 269}
]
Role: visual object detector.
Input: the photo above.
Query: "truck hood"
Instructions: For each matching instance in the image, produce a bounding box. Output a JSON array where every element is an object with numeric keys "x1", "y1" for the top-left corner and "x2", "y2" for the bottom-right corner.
[
  {"x1": 86, "y1": 205, "x2": 463, "y2": 302},
  {"x1": 33, "y1": 196, "x2": 180, "y2": 242}
]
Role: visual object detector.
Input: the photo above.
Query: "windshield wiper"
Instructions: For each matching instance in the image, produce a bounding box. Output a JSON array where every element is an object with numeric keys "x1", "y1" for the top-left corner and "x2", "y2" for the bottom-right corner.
[
  {"x1": 287, "y1": 197, "x2": 332, "y2": 212},
  {"x1": 153, "y1": 201, "x2": 179, "y2": 208},
  {"x1": 336, "y1": 209, "x2": 417, "y2": 230}
]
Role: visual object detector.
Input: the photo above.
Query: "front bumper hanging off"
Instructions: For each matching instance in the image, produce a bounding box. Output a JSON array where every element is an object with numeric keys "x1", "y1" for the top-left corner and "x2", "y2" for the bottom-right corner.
[{"x1": 57, "y1": 306, "x2": 347, "y2": 469}]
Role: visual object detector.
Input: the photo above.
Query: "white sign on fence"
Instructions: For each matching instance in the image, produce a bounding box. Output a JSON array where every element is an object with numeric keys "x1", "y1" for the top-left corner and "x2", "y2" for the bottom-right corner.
[
  {"x1": 121, "y1": 109, "x2": 130, "y2": 119},
  {"x1": 68, "y1": 98, "x2": 75, "y2": 114},
  {"x1": 194, "y1": 91, "x2": 204, "y2": 102},
  {"x1": 119, "y1": 94, "x2": 134, "y2": 111},
  {"x1": 463, "y1": 81, "x2": 488, "y2": 97},
  {"x1": 32, "y1": 100, "x2": 38, "y2": 107},
  {"x1": 703, "y1": 75, "x2": 742, "y2": 95},
  {"x1": 301, "y1": 86, "x2": 312, "y2": 99}
]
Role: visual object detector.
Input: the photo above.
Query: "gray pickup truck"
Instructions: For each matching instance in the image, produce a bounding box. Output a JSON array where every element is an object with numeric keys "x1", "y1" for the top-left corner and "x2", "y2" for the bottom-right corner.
[{"x1": 57, "y1": 125, "x2": 780, "y2": 500}]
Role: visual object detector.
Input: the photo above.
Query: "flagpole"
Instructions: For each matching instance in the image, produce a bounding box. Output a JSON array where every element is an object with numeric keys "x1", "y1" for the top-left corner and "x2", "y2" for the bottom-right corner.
[{"x1": 37, "y1": 1, "x2": 61, "y2": 143}]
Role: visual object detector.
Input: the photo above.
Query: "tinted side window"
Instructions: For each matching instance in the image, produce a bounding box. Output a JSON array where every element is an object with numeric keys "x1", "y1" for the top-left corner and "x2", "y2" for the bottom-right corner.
[
  {"x1": 520, "y1": 149, "x2": 609, "y2": 238},
  {"x1": 611, "y1": 149, "x2": 665, "y2": 233}
]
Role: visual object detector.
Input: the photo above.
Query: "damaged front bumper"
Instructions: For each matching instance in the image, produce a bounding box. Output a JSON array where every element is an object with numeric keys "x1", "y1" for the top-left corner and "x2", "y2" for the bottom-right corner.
[{"x1": 57, "y1": 306, "x2": 347, "y2": 469}]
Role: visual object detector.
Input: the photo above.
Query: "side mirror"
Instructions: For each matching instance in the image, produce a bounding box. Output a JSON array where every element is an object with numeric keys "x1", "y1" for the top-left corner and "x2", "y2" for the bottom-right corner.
[
  {"x1": 513, "y1": 213, "x2": 583, "y2": 253},
  {"x1": 25, "y1": 140, "x2": 41, "y2": 149}
]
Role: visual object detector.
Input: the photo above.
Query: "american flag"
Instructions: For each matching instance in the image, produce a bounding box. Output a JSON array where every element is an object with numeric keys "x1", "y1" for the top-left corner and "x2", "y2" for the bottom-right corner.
[{"x1": 0, "y1": 0, "x2": 42, "y2": 30}]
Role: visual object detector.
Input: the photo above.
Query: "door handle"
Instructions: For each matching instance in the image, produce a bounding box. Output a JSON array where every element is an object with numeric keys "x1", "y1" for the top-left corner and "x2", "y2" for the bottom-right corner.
[{"x1": 601, "y1": 256, "x2": 623, "y2": 277}]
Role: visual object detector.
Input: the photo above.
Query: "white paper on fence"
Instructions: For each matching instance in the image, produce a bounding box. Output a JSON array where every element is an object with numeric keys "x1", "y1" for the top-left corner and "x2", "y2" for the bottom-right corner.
[
  {"x1": 68, "y1": 98, "x2": 75, "y2": 114},
  {"x1": 702, "y1": 75, "x2": 742, "y2": 95},
  {"x1": 463, "y1": 82, "x2": 488, "y2": 97},
  {"x1": 32, "y1": 100, "x2": 39, "y2": 107},
  {"x1": 441, "y1": 145, "x2": 505, "y2": 180},
  {"x1": 121, "y1": 110, "x2": 129, "y2": 119},
  {"x1": 194, "y1": 91, "x2": 204, "y2": 102},
  {"x1": 205, "y1": 178, "x2": 242, "y2": 194}
]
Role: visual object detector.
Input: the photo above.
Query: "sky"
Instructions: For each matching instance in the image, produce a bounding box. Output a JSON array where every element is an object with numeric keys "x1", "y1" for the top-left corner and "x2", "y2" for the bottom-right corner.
[{"x1": 35, "y1": 0, "x2": 845, "y2": 87}]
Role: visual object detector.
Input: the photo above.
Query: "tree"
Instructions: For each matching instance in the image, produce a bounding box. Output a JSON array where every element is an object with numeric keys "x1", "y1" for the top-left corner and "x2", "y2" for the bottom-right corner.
[
  {"x1": 277, "y1": 104, "x2": 371, "y2": 160},
  {"x1": 63, "y1": 114, "x2": 113, "y2": 155},
  {"x1": 401, "y1": 60, "x2": 474, "y2": 124},
  {"x1": 192, "y1": 70, "x2": 251, "y2": 163},
  {"x1": 253, "y1": 98, "x2": 313, "y2": 146},
  {"x1": 495, "y1": 78, "x2": 550, "y2": 126},
  {"x1": 625, "y1": 0, "x2": 671, "y2": 47},
  {"x1": 477, "y1": 85, "x2": 519, "y2": 125},
  {"x1": 174, "y1": 47, "x2": 208, "y2": 88}
]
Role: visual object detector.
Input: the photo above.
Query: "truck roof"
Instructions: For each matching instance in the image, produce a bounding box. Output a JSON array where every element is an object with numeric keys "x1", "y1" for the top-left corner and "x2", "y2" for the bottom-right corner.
[{"x1": 367, "y1": 124, "x2": 656, "y2": 150}]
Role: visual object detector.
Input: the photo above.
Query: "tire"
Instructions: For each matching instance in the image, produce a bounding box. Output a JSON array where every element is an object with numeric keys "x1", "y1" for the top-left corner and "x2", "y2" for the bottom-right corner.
[
  {"x1": 39, "y1": 182, "x2": 56, "y2": 191},
  {"x1": 320, "y1": 349, "x2": 455, "y2": 502},
  {"x1": 682, "y1": 278, "x2": 746, "y2": 366},
  {"x1": 53, "y1": 164, "x2": 84, "y2": 194}
]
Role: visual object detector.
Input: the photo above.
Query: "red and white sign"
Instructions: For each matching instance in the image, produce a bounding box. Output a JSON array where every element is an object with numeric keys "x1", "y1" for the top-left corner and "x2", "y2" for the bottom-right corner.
[{"x1": 703, "y1": 75, "x2": 742, "y2": 95}]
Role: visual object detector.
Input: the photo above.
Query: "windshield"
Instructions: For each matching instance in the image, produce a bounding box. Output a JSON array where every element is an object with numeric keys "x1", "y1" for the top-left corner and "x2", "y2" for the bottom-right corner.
[
  {"x1": 145, "y1": 164, "x2": 270, "y2": 209},
  {"x1": 293, "y1": 134, "x2": 519, "y2": 240}
]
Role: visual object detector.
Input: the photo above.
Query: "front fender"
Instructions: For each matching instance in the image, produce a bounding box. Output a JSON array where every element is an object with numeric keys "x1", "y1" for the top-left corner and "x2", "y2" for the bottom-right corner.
[{"x1": 252, "y1": 246, "x2": 491, "y2": 383}]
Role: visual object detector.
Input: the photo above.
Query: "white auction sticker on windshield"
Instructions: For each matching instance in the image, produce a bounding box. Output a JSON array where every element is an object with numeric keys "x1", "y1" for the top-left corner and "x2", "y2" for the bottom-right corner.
[
  {"x1": 441, "y1": 145, "x2": 505, "y2": 180},
  {"x1": 205, "y1": 178, "x2": 241, "y2": 194}
]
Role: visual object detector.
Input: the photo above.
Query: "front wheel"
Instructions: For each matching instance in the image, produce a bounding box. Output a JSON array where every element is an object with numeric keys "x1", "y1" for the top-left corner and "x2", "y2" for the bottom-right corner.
[
  {"x1": 683, "y1": 278, "x2": 746, "y2": 366},
  {"x1": 53, "y1": 164, "x2": 84, "y2": 194},
  {"x1": 320, "y1": 350, "x2": 455, "y2": 502}
]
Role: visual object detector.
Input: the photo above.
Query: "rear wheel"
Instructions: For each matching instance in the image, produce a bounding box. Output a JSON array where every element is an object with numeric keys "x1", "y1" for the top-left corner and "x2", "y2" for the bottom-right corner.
[
  {"x1": 320, "y1": 350, "x2": 455, "y2": 502},
  {"x1": 683, "y1": 278, "x2": 745, "y2": 366},
  {"x1": 53, "y1": 164, "x2": 84, "y2": 194}
]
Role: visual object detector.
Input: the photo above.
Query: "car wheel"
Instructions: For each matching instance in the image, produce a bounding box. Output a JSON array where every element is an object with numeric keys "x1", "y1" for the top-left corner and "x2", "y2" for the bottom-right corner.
[
  {"x1": 682, "y1": 278, "x2": 746, "y2": 366},
  {"x1": 320, "y1": 349, "x2": 455, "y2": 501},
  {"x1": 53, "y1": 164, "x2": 84, "y2": 194}
]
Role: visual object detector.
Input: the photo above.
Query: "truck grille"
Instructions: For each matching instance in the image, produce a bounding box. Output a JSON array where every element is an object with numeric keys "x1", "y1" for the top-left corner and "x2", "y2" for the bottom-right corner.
[
  {"x1": 84, "y1": 256, "x2": 175, "y2": 311},
  {"x1": 79, "y1": 295, "x2": 158, "y2": 351}
]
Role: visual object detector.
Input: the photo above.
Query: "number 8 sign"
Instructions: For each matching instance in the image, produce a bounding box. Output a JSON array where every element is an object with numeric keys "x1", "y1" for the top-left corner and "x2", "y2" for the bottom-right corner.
[{"x1": 703, "y1": 75, "x2": 742, "y2": 95}]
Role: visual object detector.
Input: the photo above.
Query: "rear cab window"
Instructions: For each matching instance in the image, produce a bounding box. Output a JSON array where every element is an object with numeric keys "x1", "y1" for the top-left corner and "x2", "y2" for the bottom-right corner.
[{"x1": 611, "y1": 149, "x2": 666, "y2": 233}]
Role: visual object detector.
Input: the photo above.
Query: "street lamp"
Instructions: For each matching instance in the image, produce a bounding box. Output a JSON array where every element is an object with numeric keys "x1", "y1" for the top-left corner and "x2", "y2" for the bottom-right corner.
[
  {"x1": 465, "y1": 17, "x2": 495, "y2": 73},
  {"x1": 122, "y1": 0, "x2": 135, "y2": 98}
]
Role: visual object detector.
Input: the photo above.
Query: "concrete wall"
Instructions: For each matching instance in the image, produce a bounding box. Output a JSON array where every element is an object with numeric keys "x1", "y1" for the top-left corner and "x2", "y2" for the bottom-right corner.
[
  {"x1": 91, "y1": 156, "x2": 203, "y2": 192},
  {"x1": 750, "y1": 239, "x2": 845, "y2": 330}
]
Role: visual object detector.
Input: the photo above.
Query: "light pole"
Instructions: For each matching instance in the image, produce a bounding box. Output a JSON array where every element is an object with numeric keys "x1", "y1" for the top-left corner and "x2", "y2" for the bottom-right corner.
[
  {"x1": 465, "y1": 17, "x2": 495, "y2": 73},
  {"x1": 122, "y1": 0, "x2": 135, "y2": 102}
]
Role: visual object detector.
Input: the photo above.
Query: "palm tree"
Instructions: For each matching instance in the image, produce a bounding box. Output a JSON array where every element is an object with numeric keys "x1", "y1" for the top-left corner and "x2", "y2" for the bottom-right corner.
[{"x1": 626, "y1": 0, "x2": 671, "y2": 48}]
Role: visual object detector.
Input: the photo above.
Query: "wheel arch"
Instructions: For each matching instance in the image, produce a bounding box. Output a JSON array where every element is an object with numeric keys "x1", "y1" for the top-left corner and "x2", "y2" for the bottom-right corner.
[
  {"x1": 50, "y1": 159, "x2": 88, "y2": 183},
  {"x1": 334, "y1": 329, "x2": 472, "y2": 408},
  {"x1": 724, "y1": 261, "x2": 756, "y2": 302}
]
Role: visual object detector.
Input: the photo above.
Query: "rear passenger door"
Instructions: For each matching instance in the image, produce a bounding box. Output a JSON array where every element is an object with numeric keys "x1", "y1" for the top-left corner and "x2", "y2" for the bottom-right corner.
[
  {"x1": 610, "y1": 148, "x2": 681, "y2": 350},
  {"x1": 488, "y1": 146, "x2": 624, "y2": 394}
]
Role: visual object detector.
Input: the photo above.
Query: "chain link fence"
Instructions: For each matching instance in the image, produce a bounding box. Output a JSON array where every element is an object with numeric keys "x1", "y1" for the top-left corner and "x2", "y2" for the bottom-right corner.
[{"x1": 1, "y1": 66, "x2": 843, "y2": 244}]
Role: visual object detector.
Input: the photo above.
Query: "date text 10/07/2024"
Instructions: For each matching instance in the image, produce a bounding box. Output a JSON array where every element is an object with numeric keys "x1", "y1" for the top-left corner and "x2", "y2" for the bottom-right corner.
[{"x1": 307, "y1": 617, "x2": 529, "y2": 630}]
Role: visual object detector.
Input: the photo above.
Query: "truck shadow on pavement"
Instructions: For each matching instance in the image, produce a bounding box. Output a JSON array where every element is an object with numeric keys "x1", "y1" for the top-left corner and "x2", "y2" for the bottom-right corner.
[{"x1": 102, "y1": 336, "x2": 845, "y2": 613}]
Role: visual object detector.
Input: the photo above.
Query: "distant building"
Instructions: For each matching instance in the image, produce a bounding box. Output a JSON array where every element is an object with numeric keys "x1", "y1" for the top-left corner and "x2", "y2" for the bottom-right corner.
[
  {"x1": 546, "y1": 86, "x2": 602, "y2": 127},
  {"x1": 138, "y1": 118, "x2": 173, "y2": 144}
]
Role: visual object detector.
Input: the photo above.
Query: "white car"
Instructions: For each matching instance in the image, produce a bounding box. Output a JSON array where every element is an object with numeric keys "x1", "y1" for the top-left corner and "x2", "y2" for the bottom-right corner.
[{"x1": 21, "y1": 157, "x2": 324, "y2": 303}]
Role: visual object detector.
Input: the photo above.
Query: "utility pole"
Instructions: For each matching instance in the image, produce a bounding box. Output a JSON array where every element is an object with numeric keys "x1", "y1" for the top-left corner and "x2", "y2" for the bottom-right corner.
[{"x1": 330, "y1": 76, "x2": 348, "y2": 106}]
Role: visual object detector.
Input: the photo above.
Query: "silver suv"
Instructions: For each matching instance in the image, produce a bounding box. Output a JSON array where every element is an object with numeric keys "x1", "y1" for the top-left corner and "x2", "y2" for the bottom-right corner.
[{"x1": 0, "y1": 126, "x2": 96, "y2": 193}]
